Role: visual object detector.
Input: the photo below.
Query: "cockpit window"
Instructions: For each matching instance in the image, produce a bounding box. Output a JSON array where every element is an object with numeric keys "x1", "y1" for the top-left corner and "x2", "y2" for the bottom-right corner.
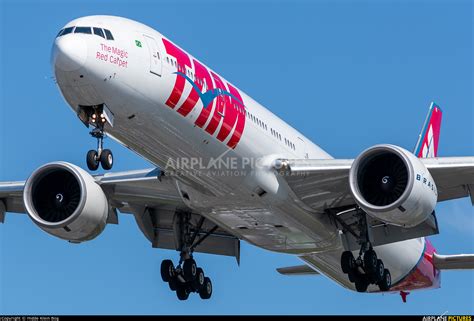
[
  {"x1": 74, "y1": 26, "x2": 92, "y2": 34},
  {"x1": 56, "y1": 26, "x2": 113, "y2": 40},
  {"x1": 93, "y1": 27, "x2": 105, "y2": 38},
  {"x1": 61, "y1": 27, "x2": 74, "y2": 36},
  {"x1": 104, "y1": 29, "x2": 114, "y2": 40}
]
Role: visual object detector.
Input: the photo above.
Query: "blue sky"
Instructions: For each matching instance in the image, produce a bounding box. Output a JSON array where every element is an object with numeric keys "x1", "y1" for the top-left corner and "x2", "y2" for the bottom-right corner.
[{"x1": 0, "y1": 0, "x2": 473, "y2": 315}]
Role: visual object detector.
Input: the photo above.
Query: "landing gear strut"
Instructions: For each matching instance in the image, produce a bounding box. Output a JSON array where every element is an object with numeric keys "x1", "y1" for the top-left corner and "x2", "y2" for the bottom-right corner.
[
  {"x1": 334, "y1": 208, "x2": 392, "y2": 292},
  {"x1": 160, "y1": 212, "x2": 216, "y2": 300},
  {"x1": 86, "y1": 108, "x2": 113, "y2": 171}
]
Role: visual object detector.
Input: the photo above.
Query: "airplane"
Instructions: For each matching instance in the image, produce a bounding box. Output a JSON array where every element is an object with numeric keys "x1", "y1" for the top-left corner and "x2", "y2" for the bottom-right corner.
[{"x1": 0, "y1": 15, "x2": 473, "y2": 302}]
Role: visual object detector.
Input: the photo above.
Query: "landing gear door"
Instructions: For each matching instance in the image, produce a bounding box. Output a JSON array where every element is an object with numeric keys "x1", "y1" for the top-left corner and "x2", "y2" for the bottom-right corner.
[{"x1": 143, "y1": 35, "x2": 162, "y2": 76}]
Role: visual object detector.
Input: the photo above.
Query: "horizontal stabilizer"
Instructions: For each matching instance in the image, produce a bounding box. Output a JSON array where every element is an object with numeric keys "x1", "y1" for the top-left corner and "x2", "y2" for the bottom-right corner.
[
  {"x1": 276, "y1": 265, "x2": 320, "y2": 276},
  {"x1": 433, "y1": 253, "x2": 474, "y2": 270}
]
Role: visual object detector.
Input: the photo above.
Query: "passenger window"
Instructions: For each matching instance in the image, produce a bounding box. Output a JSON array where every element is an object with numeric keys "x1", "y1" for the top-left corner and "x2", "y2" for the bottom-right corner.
[
  {"x1": 75, "y1": 26, "x2": 92, "y2": 34},
  {"x1": 104, "y1": 29, "x2": 114, "y2": 40},
  {"x1": 61, "y1": 27, "x2": 74, "y2": 36},
  {"x1": 93, "y1": 27, "x2": 105, "y2": 38}
]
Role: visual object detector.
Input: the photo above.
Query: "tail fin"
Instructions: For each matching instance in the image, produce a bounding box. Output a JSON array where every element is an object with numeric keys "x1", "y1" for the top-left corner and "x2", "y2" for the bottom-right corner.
[{"x1": 414, "y1": 102, "x2": 443, "y2": 158}]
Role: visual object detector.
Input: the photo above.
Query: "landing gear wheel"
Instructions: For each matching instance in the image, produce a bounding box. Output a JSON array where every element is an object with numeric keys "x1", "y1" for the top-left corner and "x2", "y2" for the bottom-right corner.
[
  {"x1": 378, "y1": 268, "x2": 391, "y2": 291},
  {"x1": 341, "y1": 251, "x2": 355, "y2": 273},
  {"x1": 100, "y1": 149, "x2": 113, "y2": 170},
  {"x1": 168, "y1": 277, "x2": 178, "y2": 291},
  {"x1": 193, "y1": 267, "x2": 205, "y2": 291},
  {"x1": 176, "y1": 285, "x2": 189, "y2": 301},
  {"x1": 86, "y1": 150, "x2": 99, "y2": 171},
  {"x1": 373, "y1": 259, "x2": 385, "y2": 283},
  {"x1": 183, "y1": 258, "x2": 197, "y2": 281},
  {"x1": 364, "y1": 249, "x2": 378, "y2": 274},
  {"x1": 354, "y1": 275, "x2": 369, "y2": 293},
  {"x1": 160, "y1": 260, "x2": 175, "y2": 282},
  {"x1": 348, "y1": 269, "x2": 356, "y2": 283},
  {"x1": 199, "y1": 277, "x2": 212, "y2": 299}
]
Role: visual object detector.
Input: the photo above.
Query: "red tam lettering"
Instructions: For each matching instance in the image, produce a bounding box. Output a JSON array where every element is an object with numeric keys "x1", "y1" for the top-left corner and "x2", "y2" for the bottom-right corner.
[
  {"x1": 162, "y1": 38, "x2": 192, "y2": 108},
  {"x1": 204, "y1": 72, "x2": 229, "y2": 135},
  {"x1": 177, "y1": 59, "x2": 207, "y2": 117},
  {"x1": 193, "y1": 61, "x2": 215, "y2": 128}
]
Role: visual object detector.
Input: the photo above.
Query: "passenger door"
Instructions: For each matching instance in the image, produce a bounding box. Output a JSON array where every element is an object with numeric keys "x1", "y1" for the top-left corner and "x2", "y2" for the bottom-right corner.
[{"x1": 143, "y1": 35, "x2": 162, "y2": 76}]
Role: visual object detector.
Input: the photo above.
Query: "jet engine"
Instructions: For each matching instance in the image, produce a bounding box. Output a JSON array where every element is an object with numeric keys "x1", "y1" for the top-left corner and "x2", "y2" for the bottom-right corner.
[
  {"x1": 23, "y1": 162, "x2": 108, "y2": 242},
  {"x1": 349, "y1": 144, "x2": 437, "y2": 227}
]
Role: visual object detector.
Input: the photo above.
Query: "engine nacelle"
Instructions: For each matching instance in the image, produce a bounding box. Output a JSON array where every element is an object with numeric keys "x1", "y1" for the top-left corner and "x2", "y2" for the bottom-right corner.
[
  {"x1": 349, "y1": 144, "x2": 437, "y2": 227},
  {"x1": 23, "y1": 162, "x2": 108, "y2": 242}
]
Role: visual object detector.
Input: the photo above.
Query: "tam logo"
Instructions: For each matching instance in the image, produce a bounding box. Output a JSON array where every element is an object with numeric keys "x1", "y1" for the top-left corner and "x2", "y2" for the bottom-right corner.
[{"x1": 162, "y1": 38, "x2": 246, "y2": 149}]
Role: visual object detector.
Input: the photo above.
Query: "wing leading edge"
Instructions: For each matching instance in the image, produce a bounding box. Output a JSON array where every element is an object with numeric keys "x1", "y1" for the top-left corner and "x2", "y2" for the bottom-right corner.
[{"x1": 0, "y1": 168, "x2": 240, "y2": 260}]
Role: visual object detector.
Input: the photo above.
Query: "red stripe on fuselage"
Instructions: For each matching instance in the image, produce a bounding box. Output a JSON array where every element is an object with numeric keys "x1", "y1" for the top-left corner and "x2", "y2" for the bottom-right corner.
[{"x1": 391, "y1": 239, "x2": 440, "y2": 291}]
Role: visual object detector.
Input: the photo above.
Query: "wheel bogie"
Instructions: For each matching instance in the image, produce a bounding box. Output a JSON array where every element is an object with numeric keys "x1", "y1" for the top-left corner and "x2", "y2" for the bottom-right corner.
[
  {"x1": 161, "y1": 259, "x2": 212, "y2": 300},
  {"x1": 341, "y1": 248, "x2": 391, "y2": 294}
]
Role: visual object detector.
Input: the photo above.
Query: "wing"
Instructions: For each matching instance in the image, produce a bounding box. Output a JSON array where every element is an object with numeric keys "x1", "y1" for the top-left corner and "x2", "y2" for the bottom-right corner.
[
  {"x1": 276, "y1": 156, "x2": 474, "y2": 250},
  {"x1": 0, "y1": 168, "x2": 240, "y2": 261},
  {"x1": 277, "y1": 156, "x2": 474, "y2": 208},
  {"x1": 421, "y1": 157, "x2": 474, "y2": 203}
]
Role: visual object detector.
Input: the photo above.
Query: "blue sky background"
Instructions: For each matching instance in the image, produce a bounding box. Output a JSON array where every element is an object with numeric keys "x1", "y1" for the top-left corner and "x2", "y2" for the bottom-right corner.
[{"x1": 0, "y1": 0, "x2": 473, "y2": 315}]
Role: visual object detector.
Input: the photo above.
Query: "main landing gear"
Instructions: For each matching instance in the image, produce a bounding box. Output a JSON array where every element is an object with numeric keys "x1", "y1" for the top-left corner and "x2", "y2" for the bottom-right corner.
[
  {"x1": 86, "y1": 109, "x2": 113, "y2": 171},
  {"x1": 341, "y1": 246, "x2": 391, "y2": 293},
  {"x1": 332, "y1": 207, "x2": 392, "y2": 292},
  {"x1": 160, "y1": 213, "x2": 216, "y2": 300},
  {"x1": 160, "y1": 256, "x2": 212, "y2": 301}
]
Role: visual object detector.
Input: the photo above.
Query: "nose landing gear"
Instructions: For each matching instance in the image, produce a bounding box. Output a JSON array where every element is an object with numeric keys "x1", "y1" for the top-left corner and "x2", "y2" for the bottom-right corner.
[{"x1": 85, "y1": 108, "x2": 113, "y2": 171}]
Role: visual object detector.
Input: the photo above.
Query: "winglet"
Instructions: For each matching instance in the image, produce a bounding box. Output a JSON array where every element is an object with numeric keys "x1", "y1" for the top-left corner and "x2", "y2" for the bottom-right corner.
[{"x1": 414, "y1": 102, "x2": 443, "y2": 158}]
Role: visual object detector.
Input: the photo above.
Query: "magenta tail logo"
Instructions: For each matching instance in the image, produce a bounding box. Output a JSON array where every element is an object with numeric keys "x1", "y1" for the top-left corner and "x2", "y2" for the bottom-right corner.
[{"x1": 415, "y1": 102, "x2": 443, "y2": 158}]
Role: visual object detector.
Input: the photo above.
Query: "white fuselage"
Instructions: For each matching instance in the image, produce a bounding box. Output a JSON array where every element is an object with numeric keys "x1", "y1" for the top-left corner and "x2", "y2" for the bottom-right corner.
[{"x1": 52, "y1": 15, "x2": 432, "y2": 293}]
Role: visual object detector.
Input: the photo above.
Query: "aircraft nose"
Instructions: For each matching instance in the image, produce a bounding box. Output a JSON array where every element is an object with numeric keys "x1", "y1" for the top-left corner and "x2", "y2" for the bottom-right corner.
[{"x1": 52, "y1": 35, "x2": 88, "y2": 72}]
